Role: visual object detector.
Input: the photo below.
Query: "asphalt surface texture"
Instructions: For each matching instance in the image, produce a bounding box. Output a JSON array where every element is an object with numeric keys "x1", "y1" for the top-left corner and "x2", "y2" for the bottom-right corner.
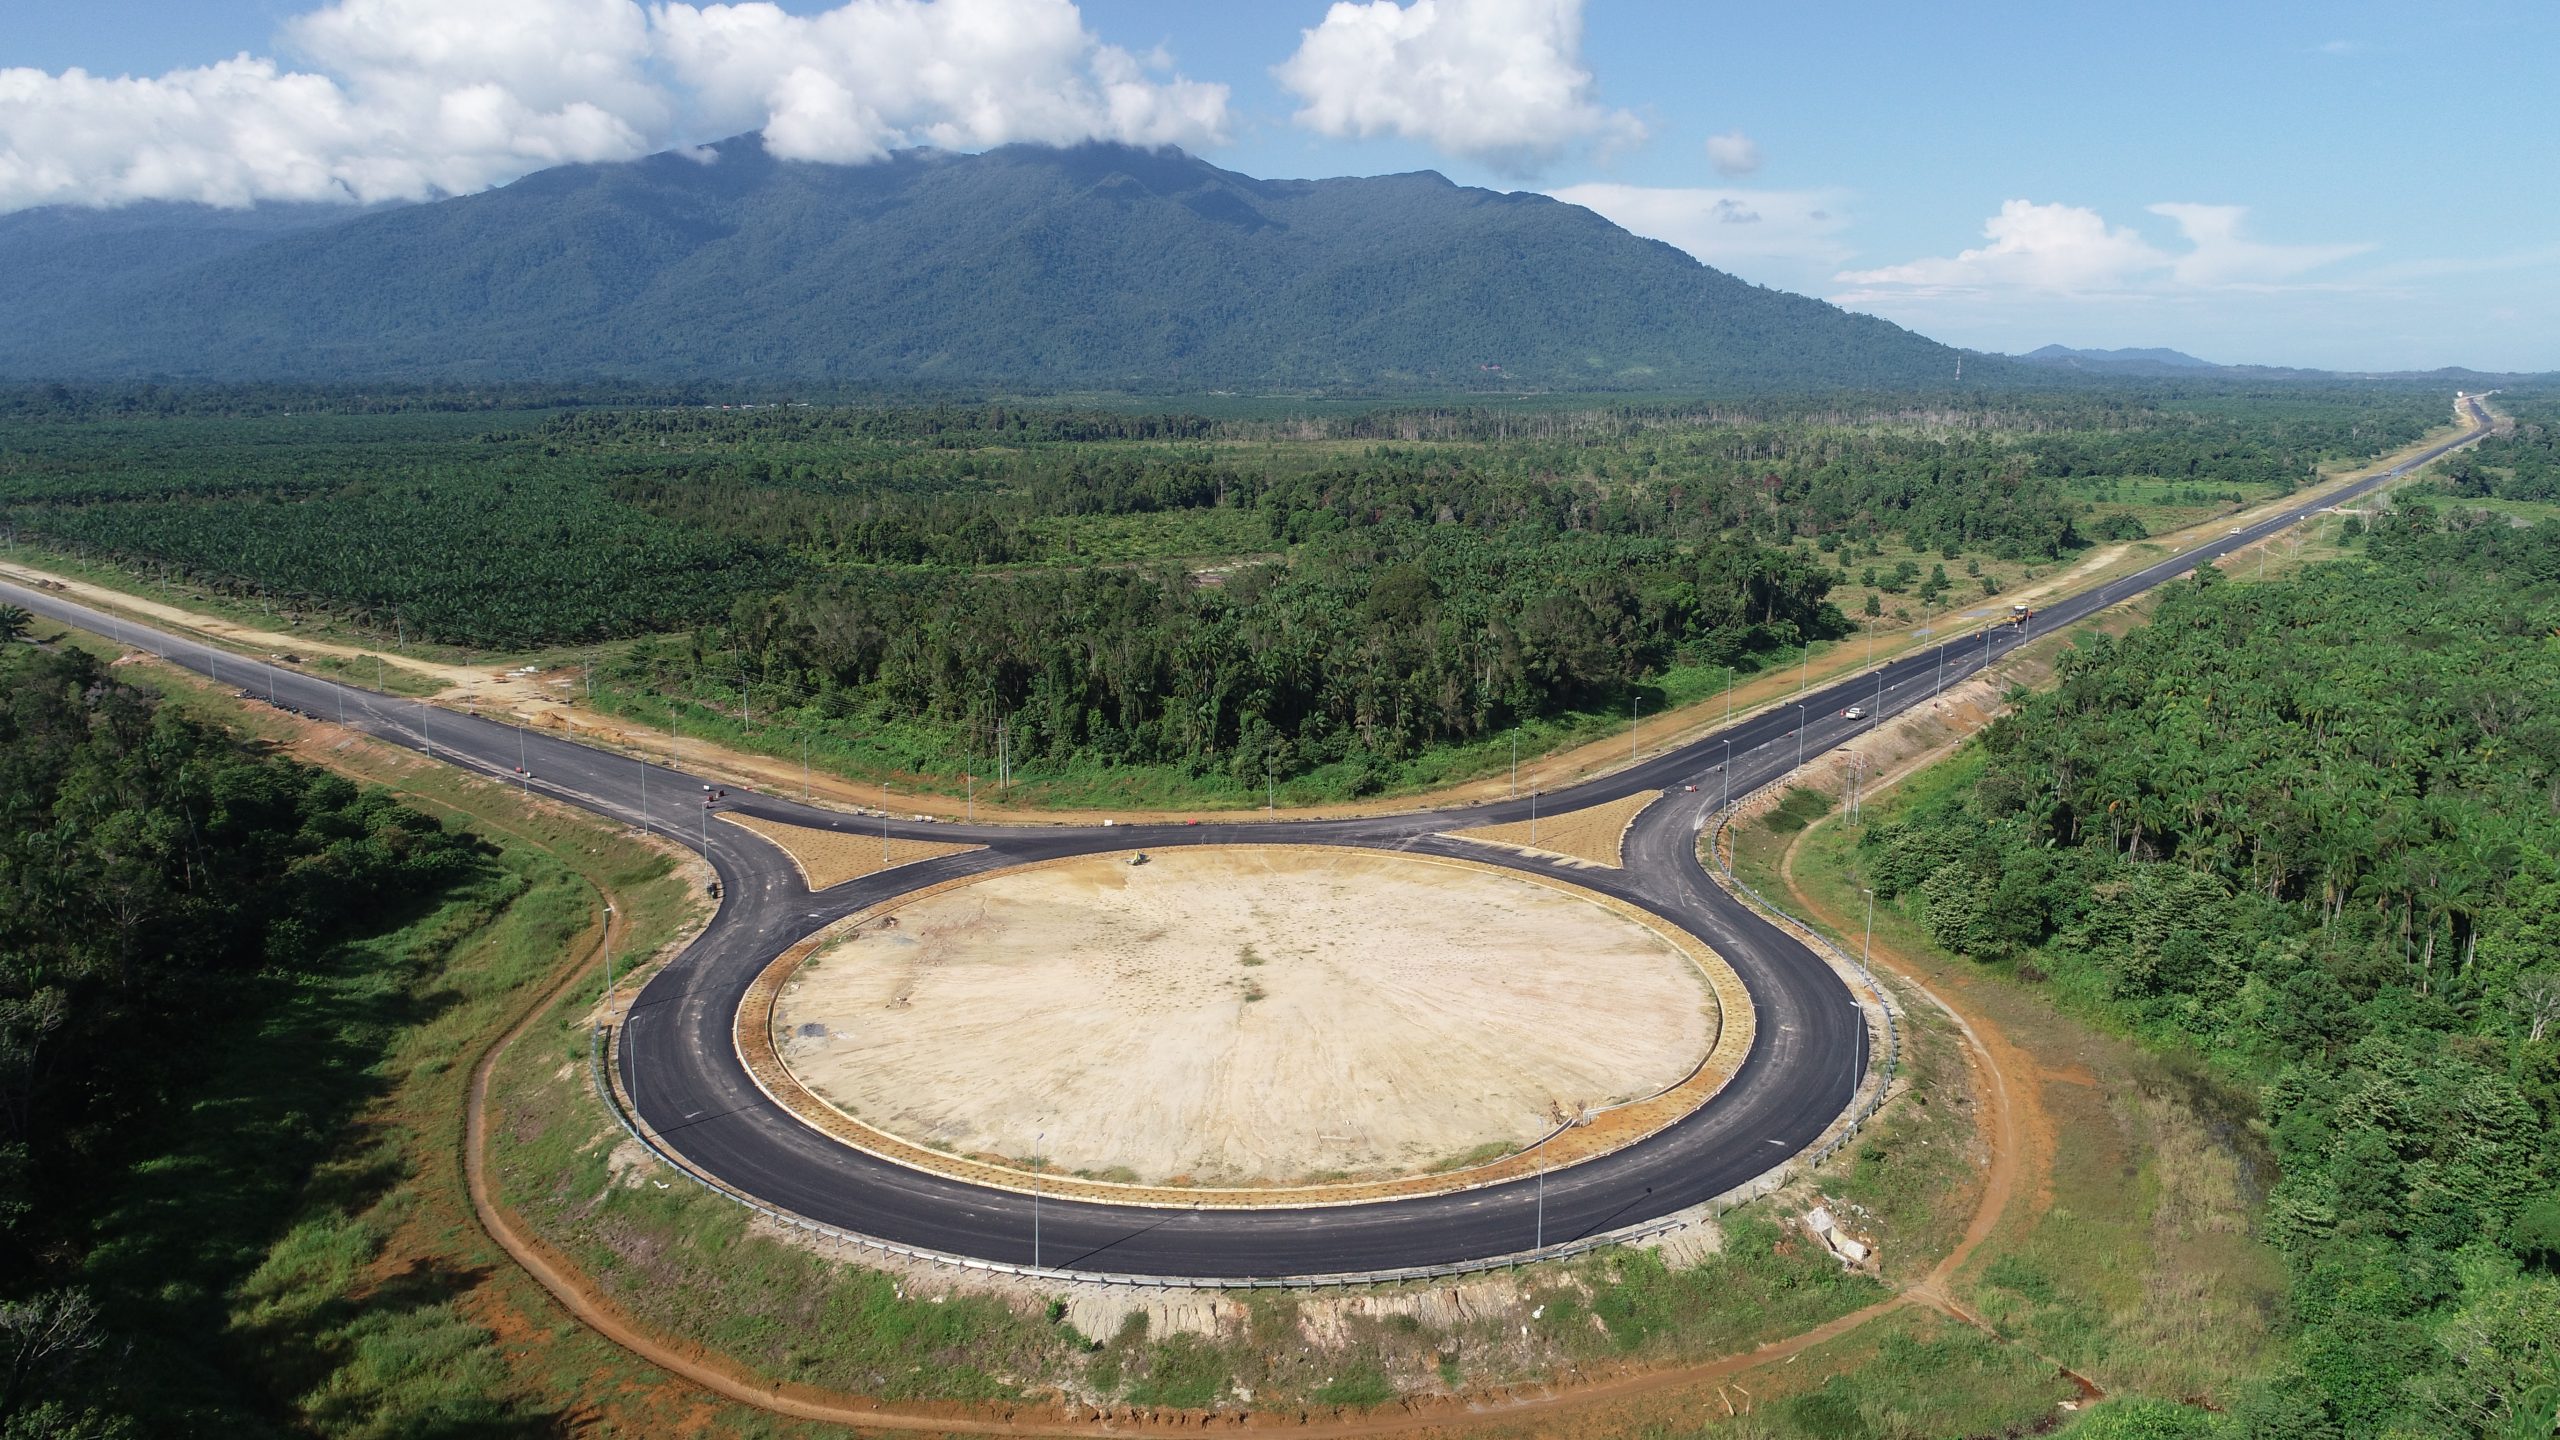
[{"x1": 0, "y1": 398, "x2": 2491, "y2": 1280}]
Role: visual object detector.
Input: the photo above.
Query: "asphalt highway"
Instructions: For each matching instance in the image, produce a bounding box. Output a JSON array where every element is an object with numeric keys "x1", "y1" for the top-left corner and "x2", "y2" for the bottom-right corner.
[{"x1": 0, "y1": 397, "x2": 2491, "y2": 1280}]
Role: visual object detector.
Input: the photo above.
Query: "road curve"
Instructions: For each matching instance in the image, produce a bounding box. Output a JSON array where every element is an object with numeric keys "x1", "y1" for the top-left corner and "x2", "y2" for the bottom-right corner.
[{"x1": 0, "y1": 398, "x2": 2491, "y2": 1280}]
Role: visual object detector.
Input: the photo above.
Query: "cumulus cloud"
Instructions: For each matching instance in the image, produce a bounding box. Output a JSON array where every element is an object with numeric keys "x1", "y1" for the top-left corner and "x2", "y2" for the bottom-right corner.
[
  {"x1": 2147, "y1": 202, "x2": 2369, "y2": 287},
  {"x1": 1549, "y1": 182, "x2": 1851, "y2": 278},
  {"x1": 653, "y1": 0, "x2": 1228, "y2": 164},
  {"x1": 1275, "y1": 0, "x2": 1642, "y2": 175},
  {"x1": 1832, "y1": 198, "x2": 2366, "y2": 303},
  {"x1": 0, "y1": 0, "x2": 1229, "y2": 212},
  {"x1": 1, "y1": 0, "x2": 661, "y2": 210},
  {"x1": 1703, "y1": 130, "x2": 1758, "y2": 177}
]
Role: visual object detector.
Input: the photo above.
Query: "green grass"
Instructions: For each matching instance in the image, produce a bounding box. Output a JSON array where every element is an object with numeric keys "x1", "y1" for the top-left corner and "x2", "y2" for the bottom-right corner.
[{"x1": 1779, "y1": 734, "x2": 2289, "y2": 1412}]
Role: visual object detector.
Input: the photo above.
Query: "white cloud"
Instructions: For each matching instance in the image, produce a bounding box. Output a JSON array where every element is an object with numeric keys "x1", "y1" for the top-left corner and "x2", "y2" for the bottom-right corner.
[
  {"x1": 0, "y1": 0, "x2": 1229, "y2": 212},
  {"x1": 652, "y1": 0, "x2": 1229, "y2": 164},
  {"x1": 1548, "y1": 182, "x2": 1851, "y2": 277},
  {"x1": 0, "y1": 0, "x2": 662, "y2": 210},
  {"x1": 1835, "y1": 199, "x2": 2164, "y2": 298},
  {"x1": 1274, "y1": 0, "x2": 1642, "y2": 176},
  {"x1": 1832, "y1": 198, "x2": 2366, "y2": 304},
  {"x1": 2147, "y1": 202, "x2": 2369, "y2": 286},
  {"x1": 1703, "y1": 129, "x2": 1758, "y2": 177}
]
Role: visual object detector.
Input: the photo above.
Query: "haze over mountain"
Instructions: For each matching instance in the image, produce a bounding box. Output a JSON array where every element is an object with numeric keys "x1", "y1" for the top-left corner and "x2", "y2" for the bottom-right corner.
[
  {"x1": 0, "y1": 138, "x2": 1983, "y2": 392},
  {"x1": 2020, "y1": 344, "x2": 2223, "y2": 373}
]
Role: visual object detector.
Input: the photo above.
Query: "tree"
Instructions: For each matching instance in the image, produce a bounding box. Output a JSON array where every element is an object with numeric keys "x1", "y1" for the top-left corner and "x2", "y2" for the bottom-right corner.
[
  {"x1": 0, "y1": 608, "x2": 28, "y2": 645},
  {"x1": 2514, "y1": 972, "x2": 2560, "y2": 1045},
  {"x1": 0, "y1": 1290, "x2": 104, "y2": 1426}
]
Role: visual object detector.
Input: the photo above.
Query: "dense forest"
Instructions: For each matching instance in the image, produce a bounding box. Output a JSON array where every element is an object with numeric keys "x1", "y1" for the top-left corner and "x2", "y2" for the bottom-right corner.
[
  {"x1": 0, "y1": 138, "x2": 1972, "y2": 391},
  {"x1": 1858, "y1": 512, "x2": 2560, "y2": 1436},
  {"x1": 0, "y1": 644, "x2": 487, "y2": 1435},
  {"x1": 0, "y1": 385, "x2": 2454, "y2": 794},
  {"x1": 2439, "y1": 392, "x2": 2557, "y2": 502}
]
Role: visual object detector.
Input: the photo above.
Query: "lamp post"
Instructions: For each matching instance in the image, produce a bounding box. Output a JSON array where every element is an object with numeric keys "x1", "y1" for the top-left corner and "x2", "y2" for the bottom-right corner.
[
  {"x1": 1032, "y1": 1129, "x2": 1045, "y2": 1271},
  {"x1": 1795, "y1": 704, "x2": 1807, "y2": 774}
]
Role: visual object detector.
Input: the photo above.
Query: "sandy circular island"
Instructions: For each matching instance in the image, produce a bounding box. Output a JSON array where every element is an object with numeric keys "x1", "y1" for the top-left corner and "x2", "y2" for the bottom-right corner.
[{"x1": 767, "y1": 847, "x2": 1721, "y2": 1190}]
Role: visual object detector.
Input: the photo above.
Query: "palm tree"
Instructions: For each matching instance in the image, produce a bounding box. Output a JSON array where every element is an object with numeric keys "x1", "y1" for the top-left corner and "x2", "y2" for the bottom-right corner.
[{"x1": 0, "y1": 604, "x2": 31, "y2": 644}]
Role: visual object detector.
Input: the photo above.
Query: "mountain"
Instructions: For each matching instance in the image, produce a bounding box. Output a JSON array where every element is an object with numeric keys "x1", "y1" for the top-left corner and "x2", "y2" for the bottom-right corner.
[
  {"x1": 2020, "y1": 344, "x2": 2223, "y2": 373},
  {"x1": 0, "y1": 137, "x2": 1983, "y2": 391}
]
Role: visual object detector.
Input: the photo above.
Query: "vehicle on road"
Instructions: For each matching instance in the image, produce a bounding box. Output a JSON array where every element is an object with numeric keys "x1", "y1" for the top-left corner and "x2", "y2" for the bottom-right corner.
[{"x1": 1844, "y1": 706, "x2": 1866, "y2": 720}]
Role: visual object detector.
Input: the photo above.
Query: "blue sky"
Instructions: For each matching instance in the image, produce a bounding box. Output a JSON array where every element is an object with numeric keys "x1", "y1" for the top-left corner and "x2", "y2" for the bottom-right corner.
[{"x1": 9, "y1": 0, "x2": 2555, "y2": 370}]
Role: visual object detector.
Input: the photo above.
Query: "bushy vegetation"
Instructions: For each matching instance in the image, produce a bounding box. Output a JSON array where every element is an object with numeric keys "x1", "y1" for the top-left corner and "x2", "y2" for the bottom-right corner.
[
  {"x1": 1856, "y1": 512, "x2": 2560, "y2": 1436},
  {"x1": 0, "y1": 643, "x2": 537, "y2": 1435},
  {"x1": 2439, "y1": 389, "x2": 2559, "y2": 502}
]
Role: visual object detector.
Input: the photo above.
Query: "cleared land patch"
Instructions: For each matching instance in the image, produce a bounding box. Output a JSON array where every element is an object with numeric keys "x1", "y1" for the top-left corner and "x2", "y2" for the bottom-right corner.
[
  {"x1": 1441, "y1": 789, "x2": 1660, "y2": 867},
  {"x1": 768, "y1": 846, "x2": 1717, "y2": 1190},
  {"x1": 715, "y1": 811, "x2": 981, "y2": 889}
]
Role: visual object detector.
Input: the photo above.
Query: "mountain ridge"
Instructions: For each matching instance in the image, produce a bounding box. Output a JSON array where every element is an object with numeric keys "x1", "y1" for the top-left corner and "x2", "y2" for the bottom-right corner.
[{"x1": 0, "y1": 137, "x2": 1983, "y2": 391}]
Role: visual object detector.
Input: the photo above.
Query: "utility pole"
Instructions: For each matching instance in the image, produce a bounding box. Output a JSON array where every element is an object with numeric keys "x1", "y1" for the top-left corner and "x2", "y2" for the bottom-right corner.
[
  {"x1": 639, "y1": 757, "x2": 649, "y2": 835},
  {"x1": 1535, "y1": 1161, "x2": 1545, "y2": 1250},
  {"x1": 1511, "y1": 733, "x2": 1518, "y2": 799},
  {"x1": 1722, "y1": 737, "x2": 1733, "y2": 817},
  {"x1": 881, "y1": 783, "x2": 892, "y2": 863},
  {"x1": 1863, "y1": 888, "x2": 1876, "y2": 972},
  {"x1": 803, "y1": 734, "x2": 811, "y2": 801},
  {"x1": 1032, "y1": 1129, "x2": 1045, "y2": 1271},
  {"x1": 1530, "y1": 788, "x2": 1539, "y2": 846},
  {"x1": 1795, "y1": 704, "x2": 1807, "y2": 774},
  {"x1": 1631, "y1": 695, "x2": 1641, "y2": 764}
]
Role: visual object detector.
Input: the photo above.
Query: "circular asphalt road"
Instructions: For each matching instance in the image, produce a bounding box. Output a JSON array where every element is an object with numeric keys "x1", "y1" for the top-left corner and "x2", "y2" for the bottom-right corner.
[{"x1": 0, "y1": 400, "x2": 2489, "y2": 1281}]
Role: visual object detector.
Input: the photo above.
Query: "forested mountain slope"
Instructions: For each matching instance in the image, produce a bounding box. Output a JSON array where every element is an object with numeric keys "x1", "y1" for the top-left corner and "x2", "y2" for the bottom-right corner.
[
  {"x1": 0, "y1": 138, "x2": 1976, "y2": 391},
  {"x1": 1860, "y1": 510, "x2": 2560, "y2": 1435}
]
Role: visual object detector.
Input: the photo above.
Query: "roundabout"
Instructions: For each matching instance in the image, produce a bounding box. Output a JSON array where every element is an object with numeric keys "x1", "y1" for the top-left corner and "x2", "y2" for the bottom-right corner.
[
  {"x1": 746, "y1": 846, "x2": 1754, "y2": 1203},
  {"x1": 9, "y1": 414, "x2": 2488, "y2": 1283}
]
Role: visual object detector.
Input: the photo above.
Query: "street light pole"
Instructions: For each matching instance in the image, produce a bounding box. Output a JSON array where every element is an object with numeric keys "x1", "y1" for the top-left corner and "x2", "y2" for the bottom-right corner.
[
  {"x1": 1536, "y1": 1162, "x2": 1545, "y2": 1250},
  {"x1": 1795, "y1": 704, "x2": 1807, "y2": 774},
  {"x1": 1631, "y1": 695, "x2": 1641, "y2": 764},
  {"x1": 1722, "y1": 737, "x2": 1733, "y2": 817},
  {"x1": 1033, "y1": 1129, "x2": 1045, "y2": 1271},
  {"x1": 1863, "y1": 888, "x2": 1875, "y2": 972}
]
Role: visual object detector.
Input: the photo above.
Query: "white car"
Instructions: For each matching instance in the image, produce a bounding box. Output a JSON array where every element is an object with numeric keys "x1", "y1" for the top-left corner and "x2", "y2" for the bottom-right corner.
[{"x1": 1844, "y1": 705, "x2": 1867, "y2": 720}]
